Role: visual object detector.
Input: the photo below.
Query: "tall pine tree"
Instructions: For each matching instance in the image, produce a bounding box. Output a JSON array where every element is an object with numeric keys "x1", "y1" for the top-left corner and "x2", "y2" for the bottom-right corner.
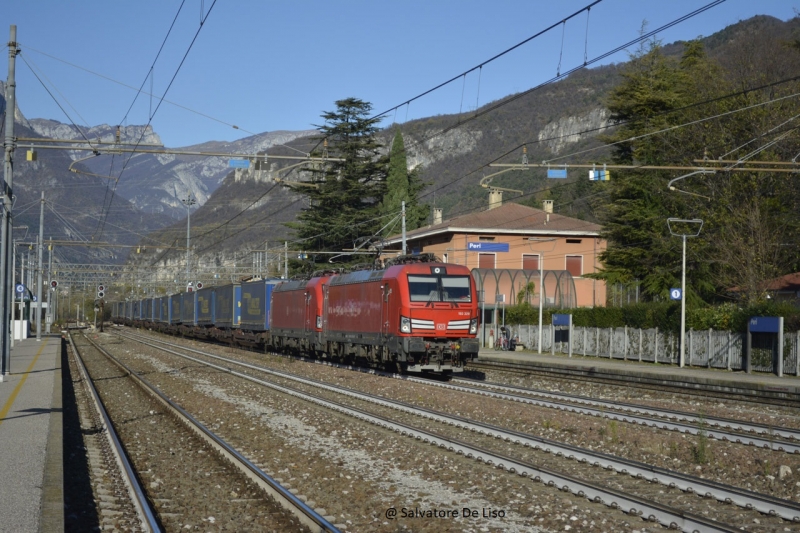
[
  {"x1": 287, "y1": 98, "x2": 388, "y2": 257},
  {"x1": 594, "y1": 38, "x2": 714, "y2": 301},
  {"x1": 595, "y1": 36, "x2": 800, "y2": 304}
]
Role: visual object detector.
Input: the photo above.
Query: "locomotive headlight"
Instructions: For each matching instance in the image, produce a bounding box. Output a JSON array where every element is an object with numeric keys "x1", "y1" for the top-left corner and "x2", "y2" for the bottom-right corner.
[
  {"x1": 469, "y1": 317, "x2": 478, "y2": 334},
  {"x1": 316, "y1": 315, "x2": 322, "y2": 328},
  {"x1": 400, "y1": 315, "x2": 411, "y2": 333}
]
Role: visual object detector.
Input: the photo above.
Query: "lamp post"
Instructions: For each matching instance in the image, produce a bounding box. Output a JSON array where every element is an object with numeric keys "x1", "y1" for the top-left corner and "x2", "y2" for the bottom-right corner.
[
  {"x1": 528, "y1": 237, "x2": 557, "y2": 354},
  {"x1": 182, "y1": 194, "x2": 196, "y2": 288},
  {"x1": 667, "y1": 218, "x2": 703, "y2": 368}
]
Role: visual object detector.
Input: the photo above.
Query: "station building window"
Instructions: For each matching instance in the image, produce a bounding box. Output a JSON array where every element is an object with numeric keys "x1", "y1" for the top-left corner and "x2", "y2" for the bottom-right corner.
[
  {"x1": 522, "y1": 254, "x2": 540, "y2": 270},
  {"x1": 566, "y1": 255, "x2": 583, "y2": 277}
]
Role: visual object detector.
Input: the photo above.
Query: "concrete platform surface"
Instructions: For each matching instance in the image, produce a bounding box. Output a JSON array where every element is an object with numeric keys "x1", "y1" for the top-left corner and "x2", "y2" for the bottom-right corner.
[{"x1": 0, "y1": 335, "x2": 63, "y2": 533}]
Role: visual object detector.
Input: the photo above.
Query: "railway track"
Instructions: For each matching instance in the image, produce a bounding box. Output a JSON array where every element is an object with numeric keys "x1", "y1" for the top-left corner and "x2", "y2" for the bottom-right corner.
[
  {"x1": 66, "y1": 333, "x2": 158, "y2": 532},
  {"x1": 433, "y1": 377, "x2": 800, "y2": 453},
  {"x1": 451, "y1": 376, "x2": 800, "y2": 441},
  {"x1": 113, "y1": 328, "x2": 800, "y2": 531},
  {"x1": 465, "y1": 360, "x2": 800, "y2": 407},
  {"x1": 70, "y1": 331, "x2": 338, "y2": 532}
]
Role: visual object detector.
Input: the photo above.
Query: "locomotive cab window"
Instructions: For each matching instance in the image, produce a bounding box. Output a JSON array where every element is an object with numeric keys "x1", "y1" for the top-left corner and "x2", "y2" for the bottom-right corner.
[{"x1": 408, "y1": 275, "x2": 472, "y2": 302}]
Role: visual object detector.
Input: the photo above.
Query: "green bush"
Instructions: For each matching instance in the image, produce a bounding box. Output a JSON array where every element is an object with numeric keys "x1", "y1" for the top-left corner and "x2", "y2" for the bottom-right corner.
[{"x1": 502, "y1": 301, "x2": 800, "y2": 332}]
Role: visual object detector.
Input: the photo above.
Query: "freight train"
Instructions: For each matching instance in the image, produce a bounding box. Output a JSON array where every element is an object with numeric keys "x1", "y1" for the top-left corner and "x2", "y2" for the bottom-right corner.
[{"x1": 111, "y1": 254, "x2": 480, "y2": 373}]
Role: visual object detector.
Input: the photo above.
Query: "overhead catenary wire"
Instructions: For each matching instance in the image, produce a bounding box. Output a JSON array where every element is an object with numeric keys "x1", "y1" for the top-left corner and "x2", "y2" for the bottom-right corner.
[
  {"x1": 396, "y1": 0, "x2": 728, "y2": 164},
  {"x1": 420, "y1": 82, "x2": 800, "y2": 203},
  {"x1": 18, "y1": 53, "x2": 98, "y2": 150},
  {"x1": 118, "y1": 0, "x2": 187, "y2": 127},
  {"x1": 185, "y1": 73, "x2": 792, "y2": 272},
  {"x1": 18, "y1": 52, "x2": 96, "y2": 144},
  {"x1": 92, "y1": 0, "x2": 218, "y2": 240},
  {"x1": 207, "y1": 0, "x2": 730, "y2": 262}
]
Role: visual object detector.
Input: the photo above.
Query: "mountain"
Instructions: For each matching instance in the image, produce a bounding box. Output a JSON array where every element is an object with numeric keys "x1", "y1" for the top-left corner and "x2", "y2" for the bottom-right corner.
[
  {"x1": 0, "y1": 95, "x2": 172, "y2": 266},
  {"x1": 6, "y1": 15, "x2": 798, "y2": 285},
  {"x1": 25, "y1": 120, "x2": 316, "y2": 219}
]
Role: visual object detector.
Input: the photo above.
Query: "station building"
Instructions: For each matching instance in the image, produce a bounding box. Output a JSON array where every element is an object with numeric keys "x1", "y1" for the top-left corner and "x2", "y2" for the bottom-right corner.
[{"x1": 381, "y1": 200, "x2": 607, "y2": 325}]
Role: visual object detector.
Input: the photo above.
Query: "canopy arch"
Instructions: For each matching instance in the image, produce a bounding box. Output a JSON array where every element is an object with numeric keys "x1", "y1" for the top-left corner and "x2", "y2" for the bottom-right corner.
[{"x1": 471, "y1": 268, "x2": 576, "y2": 309}]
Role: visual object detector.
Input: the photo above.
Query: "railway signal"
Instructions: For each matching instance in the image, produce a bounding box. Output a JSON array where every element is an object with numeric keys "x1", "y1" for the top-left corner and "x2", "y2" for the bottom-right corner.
[{"x1": 97, "y1": 284, "x2": 105, "y2": 299}]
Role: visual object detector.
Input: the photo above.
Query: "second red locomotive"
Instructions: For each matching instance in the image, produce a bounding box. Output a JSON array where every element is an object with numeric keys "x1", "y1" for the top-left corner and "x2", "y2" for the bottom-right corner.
[{"x1": 270, "y1": 254, "x2": 479, "y2": 373}]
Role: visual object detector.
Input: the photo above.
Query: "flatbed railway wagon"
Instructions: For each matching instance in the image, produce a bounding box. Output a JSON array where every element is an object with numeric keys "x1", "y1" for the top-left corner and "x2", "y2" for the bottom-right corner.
[
  {"x1": 212, "y1": 283, "x2": 241, "y2": 342},
  {"x1": 142, "y1": 297, "x2": 154, "y2": 326},
  {"x1": 324, "y1": 255, "x2": 480, "y2": 373},
  {"x1": 180, "y1": 290, "x2": 197, "y2": 336},
  {"x1": 235, "y1": 278, "x2": 282, "y2": 346},
  {"x1": 194, "y1": 285, "x2": 216, "y2": 338},
  {"x1": 155, "y1": 296, "x2": 170, "y2": 333}
]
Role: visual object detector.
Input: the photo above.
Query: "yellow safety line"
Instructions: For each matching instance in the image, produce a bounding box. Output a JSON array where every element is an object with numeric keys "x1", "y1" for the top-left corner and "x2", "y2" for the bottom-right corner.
[{"x1": 0, "y1": 339, "x2": 50, "y2": 428}]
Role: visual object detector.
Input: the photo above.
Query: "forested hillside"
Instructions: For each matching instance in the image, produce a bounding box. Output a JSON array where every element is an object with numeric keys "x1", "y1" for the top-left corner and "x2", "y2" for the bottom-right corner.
[{"x1": 131, "y1": 15, "x2": 800, "y2": 305}]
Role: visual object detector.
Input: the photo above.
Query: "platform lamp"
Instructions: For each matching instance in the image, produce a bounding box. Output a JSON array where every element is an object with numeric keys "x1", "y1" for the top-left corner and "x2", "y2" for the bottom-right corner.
[
  {"x1": 667, "y1": 218, "x2": 703, "y2": 368},
  {"x1": 527, "y1": 237, "x2": 557, "y2": 354}
]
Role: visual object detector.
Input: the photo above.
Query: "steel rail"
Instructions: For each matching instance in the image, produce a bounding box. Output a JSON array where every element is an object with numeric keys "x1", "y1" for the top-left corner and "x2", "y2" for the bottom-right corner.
[
  {"x1": 67, "y1": 332, "x2": 161, "y2": 532},
  {"x1": 465, "y1": 359, "x2": 800, "y2": 406},
  {"x1": 116, "y1": 330, "x2": 800, "y2": 524},
  {"x1": 116, "y1": 332, "x2": 741, "y2": 532},
  {"x1": 451, "y1": 377, "x2": 800, "y2": 441},
  {"x1": 80, "y1": 333, "x2": 339, "y2": 533},
  {"x1": 427, "y1": 376, "x2": 800, "y2": 453}
]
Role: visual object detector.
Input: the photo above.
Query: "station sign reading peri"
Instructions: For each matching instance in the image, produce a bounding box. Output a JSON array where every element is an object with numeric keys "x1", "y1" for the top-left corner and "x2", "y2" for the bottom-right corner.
[{"x1": 468, "y1": 242, "x2": 510, "y2": 253}]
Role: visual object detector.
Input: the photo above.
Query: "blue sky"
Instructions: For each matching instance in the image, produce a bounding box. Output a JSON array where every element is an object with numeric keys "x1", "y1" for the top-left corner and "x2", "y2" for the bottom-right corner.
[{"x1": 4, "y1": 1, "x2": 797, "y2": 148}]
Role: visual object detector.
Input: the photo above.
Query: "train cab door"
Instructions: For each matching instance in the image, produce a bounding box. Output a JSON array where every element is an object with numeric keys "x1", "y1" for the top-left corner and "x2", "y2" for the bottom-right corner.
[
  {"x1": 381, "y1": 283, "x2": 391, "y2": 340},
  {"x1": 303, "y1": 290, "x2": 312, "y2": 339}
]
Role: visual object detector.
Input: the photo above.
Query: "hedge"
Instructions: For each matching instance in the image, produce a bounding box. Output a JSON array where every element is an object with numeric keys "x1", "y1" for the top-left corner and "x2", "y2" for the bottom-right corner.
[{"x1": 503, "y1": 301, "x2": 800, "y2": 333}]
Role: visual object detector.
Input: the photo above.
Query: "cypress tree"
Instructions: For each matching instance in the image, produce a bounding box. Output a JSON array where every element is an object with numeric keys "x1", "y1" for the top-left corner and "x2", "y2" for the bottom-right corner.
[{"x1": 380, "y1": 131, "x2": 428, "y2": 236}]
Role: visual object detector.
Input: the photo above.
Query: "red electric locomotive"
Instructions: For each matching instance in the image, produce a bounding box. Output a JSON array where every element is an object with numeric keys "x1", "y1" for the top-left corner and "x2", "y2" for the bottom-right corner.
[
  {"x1": 270, "y1": 271, "x2": 335, "y2": 356},
  {"x1": 323, "y1": 254, "x2": 479, "y2": 373}
]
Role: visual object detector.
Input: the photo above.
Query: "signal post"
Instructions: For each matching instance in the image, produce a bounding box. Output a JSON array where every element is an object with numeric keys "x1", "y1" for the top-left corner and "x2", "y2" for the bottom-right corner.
[{"x1": 96, "y1": 284, "x2": 105, "y2": 332}]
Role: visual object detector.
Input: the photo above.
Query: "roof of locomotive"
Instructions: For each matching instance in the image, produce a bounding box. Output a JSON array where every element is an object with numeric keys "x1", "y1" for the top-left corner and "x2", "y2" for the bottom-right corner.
[
  {"x1": 328, "y1": 261, "x2": 471, "y2": 287},
  {"x1": 272, "y1": 274, "x2": 334, "y2": 293}
]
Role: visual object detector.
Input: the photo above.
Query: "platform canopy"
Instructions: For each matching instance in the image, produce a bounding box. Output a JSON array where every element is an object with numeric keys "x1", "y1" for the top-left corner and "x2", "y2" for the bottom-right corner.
[{"x1": 471, "y1": 268, "x2": 576, "y2": 308}]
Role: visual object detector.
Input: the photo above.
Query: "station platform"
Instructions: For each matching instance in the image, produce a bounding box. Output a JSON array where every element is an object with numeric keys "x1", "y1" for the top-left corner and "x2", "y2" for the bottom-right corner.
[
  {"x1": 0, "y1": 334, "x2": 63, "y2": 533},
  {"x1": 474, "y1": 348, "x2": 800, "y2": 402}
]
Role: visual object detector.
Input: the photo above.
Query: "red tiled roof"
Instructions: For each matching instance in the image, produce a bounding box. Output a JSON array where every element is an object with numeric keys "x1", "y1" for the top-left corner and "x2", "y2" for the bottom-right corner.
[
  {"x1": 387, "y1": 203, "x2": 601, "y2": 244},
  {"x1": 765, "y1": 272, "x2": 800, "y2": 292}
]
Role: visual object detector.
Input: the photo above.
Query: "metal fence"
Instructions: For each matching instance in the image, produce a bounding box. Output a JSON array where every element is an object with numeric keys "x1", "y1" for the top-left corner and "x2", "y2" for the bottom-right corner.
[{"x1": 482, "y1": 324, "x2": 800, "y2": 376}]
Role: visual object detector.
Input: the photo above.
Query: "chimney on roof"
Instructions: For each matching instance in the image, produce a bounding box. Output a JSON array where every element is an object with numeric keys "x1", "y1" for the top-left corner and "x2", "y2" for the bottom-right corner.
[
  {"x1": 432, "y1": 207, "x2": 443, "y2": 225},
  {"x1": 542, "y1": 200, "x2": 553, "y2": 213},
  {"x1": 489, "y1": 189, "x2": 503, "y2": 210}
]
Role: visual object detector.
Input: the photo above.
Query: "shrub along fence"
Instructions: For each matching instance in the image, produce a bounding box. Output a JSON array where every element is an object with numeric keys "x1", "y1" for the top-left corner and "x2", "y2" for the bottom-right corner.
[{"x1": 493, "y1": 324, "x2": 800, "y2": 376}]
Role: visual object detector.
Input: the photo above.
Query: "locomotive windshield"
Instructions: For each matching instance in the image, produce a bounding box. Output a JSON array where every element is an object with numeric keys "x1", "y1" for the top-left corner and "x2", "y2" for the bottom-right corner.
[{"x1": 407, "y1": 275, "x2": 472, "y2": 302}]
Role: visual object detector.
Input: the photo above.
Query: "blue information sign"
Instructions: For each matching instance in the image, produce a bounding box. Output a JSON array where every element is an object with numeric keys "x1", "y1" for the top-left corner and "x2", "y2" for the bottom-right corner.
[
  {"x1": 748, "y1": 316, "x2": 781, "y2": 333},
  {"x1": 228, "y1": 159, "x2": 250, "y2": 168},
  {"x1": 552, "y1": 314, "x2": 571, "y2": 326},
  {"x1": 15, "y1": 283, "x2": 24, "y2": 294},
  {"x1": 547, "y1": 168, "x2": 567, "y2": 179},
  {"x1": 467, "y1": 242, "x2": 509, "y2": 252},
  {"x1": 669, "y1": 288, "x2": 682, "y2": 300}
]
